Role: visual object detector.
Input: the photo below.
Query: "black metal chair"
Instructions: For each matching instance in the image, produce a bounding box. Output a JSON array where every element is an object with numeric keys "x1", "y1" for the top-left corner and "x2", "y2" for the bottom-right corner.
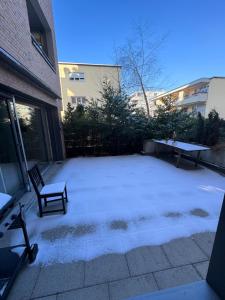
[
  {"x1": 0, "y1": 204, "x2": 38, "y2": 300},
  {"x1": 28, "y1": 165, "x2": 68, "y2": 217}
]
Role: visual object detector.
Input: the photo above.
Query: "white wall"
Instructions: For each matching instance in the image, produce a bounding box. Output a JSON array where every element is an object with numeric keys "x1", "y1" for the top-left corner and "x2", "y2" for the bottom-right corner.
[{"x1": 206, "y1": 78, "x2": 225, "y2": 119}]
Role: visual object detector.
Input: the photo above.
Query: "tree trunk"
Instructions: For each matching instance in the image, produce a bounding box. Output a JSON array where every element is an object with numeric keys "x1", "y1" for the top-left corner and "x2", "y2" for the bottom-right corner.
[
  {"x1": 136, "y1": 70, "x2": 150, "y2": 117},
  {"x1": 141, "y1": 84, "x2": 150, "y2": 117}
]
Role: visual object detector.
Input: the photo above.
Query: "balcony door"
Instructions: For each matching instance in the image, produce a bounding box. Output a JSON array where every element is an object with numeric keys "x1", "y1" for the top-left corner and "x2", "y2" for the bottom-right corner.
[
  {"x1": 15, "y1": 101, "x2": 51, "y2": 171},
  {"x1": 0, "y1": 93, "x2": 54, "y2": 198},
  {"x1": 0, "y1": 98, "x2": 26, "y2": 196}
]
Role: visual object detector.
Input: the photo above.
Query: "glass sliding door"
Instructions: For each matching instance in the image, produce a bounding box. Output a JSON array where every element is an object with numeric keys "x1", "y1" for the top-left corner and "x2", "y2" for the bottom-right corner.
[
  {"x1": 15, "y1": 102, "x2": 50, "y2": 170},
  {"x1": 0, "y1": 99, "x2": 25, "y2": 195}
]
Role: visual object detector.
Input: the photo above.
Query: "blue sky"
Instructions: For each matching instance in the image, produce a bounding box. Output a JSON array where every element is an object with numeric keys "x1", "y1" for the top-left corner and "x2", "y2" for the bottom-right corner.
[{"x1": 53, "y1": 0, "x2": 225, "y2": 89}]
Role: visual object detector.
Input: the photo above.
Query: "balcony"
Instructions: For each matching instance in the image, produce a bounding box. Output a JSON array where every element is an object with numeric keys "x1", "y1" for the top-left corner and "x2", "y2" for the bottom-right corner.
[{"x1": 176, "y1": 92, "x2": 208, "y2": 106}]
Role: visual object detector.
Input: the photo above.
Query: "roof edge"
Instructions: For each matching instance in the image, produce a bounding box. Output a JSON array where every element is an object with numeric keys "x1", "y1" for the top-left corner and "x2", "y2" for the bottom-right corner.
[
  {"x1": 58, "y1": 62, "x2": 122, "y2": 68},
  {"x1": 152, "y1": 77, "x2": 212, "y2": 100}
]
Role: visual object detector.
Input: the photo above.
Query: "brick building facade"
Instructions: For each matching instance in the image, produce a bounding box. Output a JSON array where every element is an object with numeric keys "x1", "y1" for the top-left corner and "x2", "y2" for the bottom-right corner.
[{"x1": 0, "y1": 0, "x2": 64, "y2": 198}]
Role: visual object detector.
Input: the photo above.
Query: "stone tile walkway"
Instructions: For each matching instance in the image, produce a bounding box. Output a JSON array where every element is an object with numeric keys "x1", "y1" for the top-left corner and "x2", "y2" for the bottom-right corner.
[{"x1": 7, "y1": 231, "x2": 214, "y2": 300}]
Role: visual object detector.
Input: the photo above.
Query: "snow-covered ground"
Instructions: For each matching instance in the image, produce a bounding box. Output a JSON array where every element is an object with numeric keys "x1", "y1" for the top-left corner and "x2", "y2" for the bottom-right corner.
[
  {"x1": 23, "y1": 156, "x2": 225, "y2": 264},
  {"x1": 0, "y1": 192, "x2": 11, "y2": 209}
]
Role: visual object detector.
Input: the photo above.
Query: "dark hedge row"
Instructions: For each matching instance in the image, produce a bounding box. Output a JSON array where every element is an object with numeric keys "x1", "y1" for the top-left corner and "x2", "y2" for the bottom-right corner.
[{"x1": 63, "y1": 83, "x2": 225, "y2": 157}]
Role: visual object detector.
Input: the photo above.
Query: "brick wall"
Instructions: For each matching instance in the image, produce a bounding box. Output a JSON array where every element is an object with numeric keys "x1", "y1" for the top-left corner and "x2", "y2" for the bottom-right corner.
[
  {"x1": 0, "y1": 62, "x2": 59, "y2": 106},
  {"x1": 0, "y1": 0, "x2": 61, "y2": 103}
]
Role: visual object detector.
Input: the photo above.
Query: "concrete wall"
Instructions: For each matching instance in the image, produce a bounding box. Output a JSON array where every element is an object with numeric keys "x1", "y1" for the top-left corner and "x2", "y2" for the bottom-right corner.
[
  {"x1": 143, "y1": 140, "x2": 173, "y2": 154},
  {"x1": 206, "y1": 78, "x2": 225, "y2": 119},
  {"x1": 59, "y1": 63, "x2": 121, "y2": 112},
  {"x1": 0, "y1": 62, "x2": 58, "y2": 106},
  {"x1": 0, "y1": 0, "x2": 61, "y2": 106},
  {"x1": 144, "y1": 140, "x2": 225, "y2": 170},
  {"x1": 200, "y1": 144, "x2": 225, "y2": 169}
]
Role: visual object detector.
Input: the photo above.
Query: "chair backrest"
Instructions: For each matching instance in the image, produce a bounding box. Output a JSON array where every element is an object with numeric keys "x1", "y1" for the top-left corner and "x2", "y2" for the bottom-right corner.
[{"x1": 28, "y1": 165, "x2": 44, "y2": 196}]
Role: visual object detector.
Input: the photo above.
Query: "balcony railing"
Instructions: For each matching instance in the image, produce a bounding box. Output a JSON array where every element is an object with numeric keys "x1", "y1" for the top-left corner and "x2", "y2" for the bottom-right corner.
[{"x1": 176, "y1": 92, "x2": 208, "y2": 106}]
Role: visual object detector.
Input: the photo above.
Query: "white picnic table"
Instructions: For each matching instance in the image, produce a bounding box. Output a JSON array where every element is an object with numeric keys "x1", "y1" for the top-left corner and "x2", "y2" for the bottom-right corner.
[{"x1": 153, "y1": 139, "x2": 210, "y2": 168}]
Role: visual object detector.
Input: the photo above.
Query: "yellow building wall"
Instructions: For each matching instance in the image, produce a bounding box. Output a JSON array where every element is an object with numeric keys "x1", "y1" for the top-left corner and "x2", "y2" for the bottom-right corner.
[
  {"x1": 206, "y1": 78, "x2": 225, "y2": 119},
  {"x1": 58, "y1": 63, "x2": 121, "y2": 114}
]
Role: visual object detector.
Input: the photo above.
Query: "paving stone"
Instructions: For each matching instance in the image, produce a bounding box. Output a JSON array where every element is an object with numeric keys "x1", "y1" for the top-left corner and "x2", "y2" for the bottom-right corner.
[
  {"x1": 126, "y1": 246, "x2": 171, "y2": 276},
  {"x1": 7, "y1": 265, "x2": 41, "y2": 300},
  {"x1": 192, "y1": 232, "x2": 215, "y2": 257},
  {"x1": 109, "y1": 273, "x2": 158, "y2": 300},
  {"x1": 32, "y1": 262, "x2": 84, "y2": 298},
  {"x1": 34, "y1": 296, "x2": 57, "y2": 300},
  {"x1": 126, "y1": 281, "x2": 220, "y2": 300},
  {"x1": 162, "y1": 237, "x2": 207, "y2": 267},
  {"x1": 57, "y1": 284, "x2": 109, "y2": 300},
  {"x1": 194, "y1": 261, "x2": 209, "y2": 279},
  {"x1": 85, "y1": 254, "x2": 129, "y2": 285},
  {"x1": 154, "y1": 265, "x2": 201, "y2": 289}
]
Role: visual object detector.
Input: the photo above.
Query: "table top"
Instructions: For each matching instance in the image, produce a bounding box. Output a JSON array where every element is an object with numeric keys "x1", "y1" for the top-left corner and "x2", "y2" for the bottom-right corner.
[{"x1": 153, "y1": 139, "x2": 210, "y2": 152}]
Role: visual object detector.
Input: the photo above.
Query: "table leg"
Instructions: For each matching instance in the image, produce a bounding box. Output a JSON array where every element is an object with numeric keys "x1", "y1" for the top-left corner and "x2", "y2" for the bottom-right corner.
[
  {"x1": 155, "y1": 143, "x2": 159, "y2": 157},
  {"x1": 176, "y1": 151, "x2": 182, "y2": 168},
  {"x1": 195, "y1": 151, "x2": 201, "y2": 167}
]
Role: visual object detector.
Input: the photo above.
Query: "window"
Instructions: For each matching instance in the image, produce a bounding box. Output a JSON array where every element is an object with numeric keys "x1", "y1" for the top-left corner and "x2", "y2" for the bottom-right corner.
[
  {"x1": 69, "y1": 72, "x2": 85, "y2": 81},
  {"x1": 16, "y1": 102, "x2": 50, "y2": 169},
  {"x1": 0, "y1": 100, "x2": 24, "y2": 195},
  {"x1": 71, "y1": 96, "x2": 87, "y2": 106},
  {"x1": 196, "y1": 104, "x2": 205, "y2": 115},
  {"x1": 199, "y1": 86, "x2": 208, "y2": 93},
  {"x1": 26, "y1": 0, "x2": 55, "y2": 70}
]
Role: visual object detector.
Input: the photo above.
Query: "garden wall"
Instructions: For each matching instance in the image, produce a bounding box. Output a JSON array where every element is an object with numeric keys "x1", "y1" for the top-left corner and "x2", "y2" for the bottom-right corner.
[{"x1": 199, "y1": 143, "x2": 225, "y2": 169}]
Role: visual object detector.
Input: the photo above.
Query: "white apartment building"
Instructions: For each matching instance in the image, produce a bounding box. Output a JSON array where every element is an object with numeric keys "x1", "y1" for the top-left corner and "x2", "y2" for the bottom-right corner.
[
  {"x1": 129, "y1": 90, "x2": 164, "y2": 114},
  {"x1": 152, "y1": 77, "x2": 225, "y2": 118}
]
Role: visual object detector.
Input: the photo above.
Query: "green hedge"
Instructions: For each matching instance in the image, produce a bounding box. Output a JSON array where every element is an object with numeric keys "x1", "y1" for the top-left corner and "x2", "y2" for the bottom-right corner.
[{"x1": 63, "y1": 83, "x2": 225, "y2": 157}]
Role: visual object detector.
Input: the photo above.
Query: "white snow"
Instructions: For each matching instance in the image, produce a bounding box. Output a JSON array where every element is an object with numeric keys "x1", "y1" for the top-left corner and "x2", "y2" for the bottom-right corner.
[
  {"x1": 11, "y1": 246, "x2": 26, "y2": 256},
  {"x1": 0, "y1": 192, "x2": 12, "y2": 209},
  {"x1": 12, "y1": 155, "x2": 225, "y2": 265},
  {"x1": 40, "y1": 181, "x2": 66, "y2": 195},
  {"x1": 153, "y1": 139, "x2": 210, "y2": 151}
]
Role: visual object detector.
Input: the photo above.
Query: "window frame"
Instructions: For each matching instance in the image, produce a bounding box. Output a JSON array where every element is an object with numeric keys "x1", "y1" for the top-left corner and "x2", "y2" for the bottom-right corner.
[
  {"x1": 26, "y1": 0, "x2": 56, "y2": 72},
  {"x1": 71, "y1": 96, "x2": 87, "y2": 106},
  {"x1": 69, "y1": 72, "x2": 85, "y2": 81},
  {"x1": 31, "y1": 35, "x2": 56, "y2": 72}
]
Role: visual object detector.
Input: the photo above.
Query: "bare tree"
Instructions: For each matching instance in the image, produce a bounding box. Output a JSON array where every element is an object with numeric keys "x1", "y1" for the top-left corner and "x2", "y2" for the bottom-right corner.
[{"x1": 116, "y1": 24, "x2": 166, "y2": 116}]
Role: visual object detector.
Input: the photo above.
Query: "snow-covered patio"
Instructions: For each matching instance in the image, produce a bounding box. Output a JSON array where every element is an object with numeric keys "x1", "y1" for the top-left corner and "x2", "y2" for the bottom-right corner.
[{"x1": 19, "y1": 154, "x2": 224, "y2": 266}]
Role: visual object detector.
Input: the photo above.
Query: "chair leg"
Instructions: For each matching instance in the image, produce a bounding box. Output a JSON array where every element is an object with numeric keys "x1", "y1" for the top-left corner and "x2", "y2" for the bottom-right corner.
[
  {"x1": 65, "y1": 186, "x2": 68, "y2": 202},
  {"x1": 38, "y1": 197, "x2": 43, "y2": 217},
  {"x1": 62, "y1": 194, "x2": 66, "y2": 214}
]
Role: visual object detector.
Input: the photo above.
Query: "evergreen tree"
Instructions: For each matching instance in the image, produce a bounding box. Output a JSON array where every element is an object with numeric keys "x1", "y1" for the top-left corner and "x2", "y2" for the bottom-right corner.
[
  {"x1": 62, "y1": 81, "x2": 224, "y2": 157},
  {"x1": 63, "y1": 103, "x2": 75, "y2": 126},
  {"x1": 153, "y1": 95, "x2": 195, "y2": 140},
  {"x1": 98, "y1": 81, "x2": 136, "y2": 154},
  {"x1": 195, "y1": 112, "x2": 205, "y2": 144},
  {"x1": 204, "y1": 110, "x2": 220, "y2": 146},
  {"x1": 62, "y1": 81, "x2": 148, "y2": 156}
]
